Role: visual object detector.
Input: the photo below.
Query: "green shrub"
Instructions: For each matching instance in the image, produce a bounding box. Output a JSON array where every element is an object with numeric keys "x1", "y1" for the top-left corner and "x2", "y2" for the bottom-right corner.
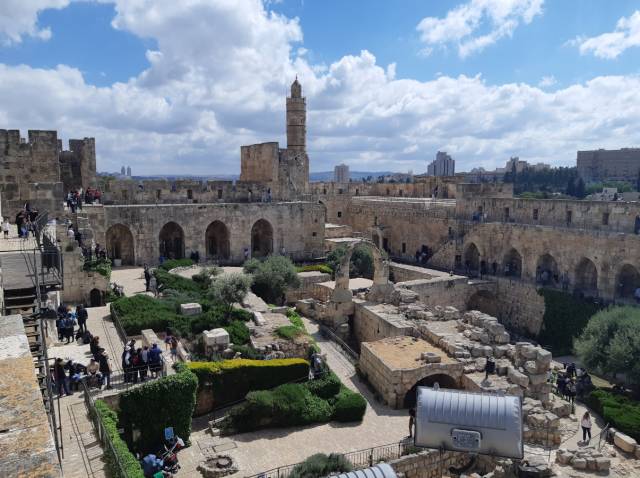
[
  {"x1": 118, "y1": 364, "x2": 198, "y2": 453},
  {"x1": 243, "y1": 258, "x2": 261, "y2": 274},
  {"x1": 332, "y1": 387, "x2": 367, "y2": 422},
  {"x1": 159, "y1": 258, "x2": 194, "y2": 271},
  {"x1": 93, "y1": 400, "x2": 145, "y2": 478},
  {"x1": 187, "y1": 359, "x2": 309, "y2": 412},
  {"x1": 224, "y1": 320, "x2": 250, "y2": 345},
  {"x1": 537, "y1": 288, "x2": 602, "y2": 355},
  {"x1": 112, "y1": 295, "x2": 179, "y2": 335},
  {"x1": 84, "y1": 258, "x2": 112, "y2": 279},
  {"x1": 305, "y1": 371, "x2": 341, "y2": 399},
  {"x1": 296, "y1": 264, "x2": 333, "y2": 275},
  {"x1": 585, "y1": 389, "x2": 640, "y2": 441},
  {"x1": 276, "y1": 325, "x2": 304, "y2": 340},
  {"x1": 227, "y1": 383, "x2": 332, "y2": 432},
  {"x1": 288, "y1": 453, "x2": 353, "y2": 478},
  {"x1": 246, "y1": 255, "x2": 300, "y2": 304},
  {"x1": 326, "y1": 245, "x2": 375, "y2": 279},
  {"x1": 154, "y1": 269, "x2": 204, "y2": 295},
  {"x1": 287, "y1": 309, "x2": 305, "y2": 329},
  {"x1": 232, "y1": 344, "x2": 264, "y2": 360}
]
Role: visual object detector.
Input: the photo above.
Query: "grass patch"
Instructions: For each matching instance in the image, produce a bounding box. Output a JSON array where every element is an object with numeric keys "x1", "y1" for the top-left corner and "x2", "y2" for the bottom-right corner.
[
  {"x1": 584, "y1": 389, "x2": 640, "y2": 442},
  {"x1": 276, "y1": 325, "x2": 304, "y2": 340},
  {"x1": 296, "y1": 264, "x2": 333, "y2": 275}
]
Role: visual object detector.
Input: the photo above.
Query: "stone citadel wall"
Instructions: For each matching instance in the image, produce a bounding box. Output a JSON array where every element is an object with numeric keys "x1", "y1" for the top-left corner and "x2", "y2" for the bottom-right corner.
[{"x1": 82, "y1": 201, "x2": 325, "y2": 266}]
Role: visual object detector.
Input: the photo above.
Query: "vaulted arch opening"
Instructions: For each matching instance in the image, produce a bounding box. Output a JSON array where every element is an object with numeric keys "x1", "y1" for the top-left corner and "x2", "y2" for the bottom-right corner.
[
  {"x1": 503, "y1": 248, "x2": 522, "y2": 278},
  {"x1": 463, "y1": 242, "x2": 480, "y2": 275},
  {"x1": 251, "y1": 219, "x2": 273, "y2": 258},
  {"x1": 159, "y1": 222, "x2": 184, "y2": 260},
  {"x1": 575, "y1": 258, "x2": 598, "y2": 296},
  {"x1": 616, "y1": 264, "x2": 640, "y2": 299},
  {"x1": 403, "y1": 373, "x2": 460, "y2": 409},
  {"x1": 467, "y1": 290, "x2": 500, "y2": 318},
  {"x1": 536, "y1": 253, "x2": 559, "y2": 286},
  {"x1": 205, "y1": 221, "x2": 230, "y2": 261},
  {"x1": 105, "y1": 224, "x2": 135, "y2": 265}
]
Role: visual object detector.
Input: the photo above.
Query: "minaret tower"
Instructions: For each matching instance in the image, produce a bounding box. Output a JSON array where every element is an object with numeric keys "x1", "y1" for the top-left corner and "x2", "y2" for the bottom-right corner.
[{"x1": 286, "y1": 77, "x2": 306, "y2": 152}]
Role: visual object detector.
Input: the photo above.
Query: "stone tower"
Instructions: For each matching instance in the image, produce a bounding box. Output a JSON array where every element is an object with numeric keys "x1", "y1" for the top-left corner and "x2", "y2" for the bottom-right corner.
[{"x1": 286, "y1": 78, "x2": 306, "y2": 152}]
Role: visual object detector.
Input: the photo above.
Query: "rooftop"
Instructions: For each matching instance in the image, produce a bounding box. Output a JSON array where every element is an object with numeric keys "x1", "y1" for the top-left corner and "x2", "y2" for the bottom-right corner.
[{"x1": 364, "y1": 336, "x2": 455, "y2": 370}]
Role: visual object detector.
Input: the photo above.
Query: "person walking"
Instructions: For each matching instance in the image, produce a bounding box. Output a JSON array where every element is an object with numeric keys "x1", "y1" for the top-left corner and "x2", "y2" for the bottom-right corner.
[
  {"x1": 98, "y1": 349, "x2": 112, "y2": 389},
  {"x1": 581, "y1": 411, "x2": 592, "y2": 443},
  {"x1": 77, "y1": 304, "x2": 88, "y2": 334},
  {"x1": 143, "y1": 264, "x2": 151, "y2": 292},
  {"x1": 408, "y1": 407, "x2": 416, "y2": 438},
  {"x1": 2, "y1": 218, "x2": 9, "y2": 239},
  {"x1": 54, "y1": 358, "x2": 71, "y2": 396},
  {"x1": 169, "y1": 335, "x2": 179, "y2": 361}
]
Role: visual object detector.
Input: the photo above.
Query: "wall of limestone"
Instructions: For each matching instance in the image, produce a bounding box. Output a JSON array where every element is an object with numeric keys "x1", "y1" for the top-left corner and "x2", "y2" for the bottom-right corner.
[
  {"x1": 84, "y1": 201, "x2": 325, "y2": 266},
  {"x1": 353, "y1": 302, "x2": 414, "y2": 345}
]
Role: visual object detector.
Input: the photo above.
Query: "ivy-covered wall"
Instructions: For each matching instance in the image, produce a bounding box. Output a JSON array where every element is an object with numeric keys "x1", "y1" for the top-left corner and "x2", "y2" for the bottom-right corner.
[{"x1": 537, "y1": 288, "x2": 602, "y2": 355}]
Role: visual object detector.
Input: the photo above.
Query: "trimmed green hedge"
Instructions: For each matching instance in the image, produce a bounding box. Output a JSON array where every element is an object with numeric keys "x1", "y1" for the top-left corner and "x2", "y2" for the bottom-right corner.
[
  {"x1": 154, "y1": 268, "x2": 204, "y2": 295},
  {"x1": 296, "y1": 264, "x2": 333, "y2": 275},
  {"x1": 159, "y1": 258, "x2": 194, "y2": 271},
  {"x1": 289, "y1": 453, "x2": 352, "y2": 478},
  {"x1": 119, "y1": 363, "x2": 198, "y2": 453},
  {"x1": 93, "y1": 400, "x2": 144, "y2": 478},
  {"x1": 537, "y1": 288, "x2": 602, "y2": 355},
  {"x1": 188, "y1": 359, "x2": 310, "y2": 411},
  {"x1": 585, "y1": 389, "x2": 640, "y2": 442},
  {"x1": 332, "y1": 387, "x2": 367, "y2": 422},
  {"x1": 305, "y1": 371, "x2": 341, "y2": 399}
]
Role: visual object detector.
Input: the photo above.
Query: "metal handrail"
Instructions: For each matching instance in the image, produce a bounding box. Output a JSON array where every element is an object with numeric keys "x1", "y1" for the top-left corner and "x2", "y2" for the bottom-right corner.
[
  {"x1": 109, "y1": 304, "x2": 128, "y2": 344},
  {"x1": 319, "y1": 324, "x2": 359, "y2": 363},
  {"x1": 246, "y1": 439, "x2": 418, "y2": 478}
]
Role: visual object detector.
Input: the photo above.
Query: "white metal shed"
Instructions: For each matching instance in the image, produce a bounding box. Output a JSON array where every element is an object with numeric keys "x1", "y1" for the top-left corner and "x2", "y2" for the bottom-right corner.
[
  {"x1": 335, "y1": 463, "x2": 397, "y2": 478},
  {"x1": 414, "y1": 387, "x2": 523, "y2": 459}
]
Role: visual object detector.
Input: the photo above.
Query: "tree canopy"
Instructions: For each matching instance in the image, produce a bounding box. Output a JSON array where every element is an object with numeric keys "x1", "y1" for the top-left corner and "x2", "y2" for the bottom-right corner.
[
  {"x1": 326, "y1": 244, "x2": 375, "y2": 279},
  {"x1": 243, "y1": 255, "x2": 300, "y2": 305},
  {"x1": 574, "y1": 306, "x2": 640, "y2": 386}
]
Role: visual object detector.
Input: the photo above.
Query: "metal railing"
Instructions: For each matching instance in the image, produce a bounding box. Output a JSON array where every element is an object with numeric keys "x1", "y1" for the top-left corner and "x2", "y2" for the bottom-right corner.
[
  {"x1": 247, "y1": 440, "x2": 419, "y2": 478},
  {"x1": 319, "y1": 324, "x2": 359, "y2": 363},
  {"x1": 109, "y1": 304, "x2": 128, "y2": 344},
  {"x1": 81, "y1": 379, "x2": 131, "y2": 477}
]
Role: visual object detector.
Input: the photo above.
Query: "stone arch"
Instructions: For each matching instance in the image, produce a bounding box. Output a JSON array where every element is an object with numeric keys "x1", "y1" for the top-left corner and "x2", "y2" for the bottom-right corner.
[
  {"x1": 159, "y1": 221, "x2": 185, "y2": 260},
  {"x1": 616, "y1": 264, "x2": 640, "y2": 299},
  {"x1": 503, "y1": 248, "x2": 522, "y2": 278},
  {"x1": 403, "y1": 373, "x2": 460, "y2": 408},
  {"x1": 463, "y1": 242, "x2": 480, "y2": 275},
  {"x1": 105, "y1": 223, "x2": 135, "y2": 265},
  {"x1": 536, "y1": 253, "x2": 559, "y2": 286},
  {"x1": 318, "y1": 200, "x2": 327, "y2": 222},
  {"x1": 205, "y1": 220, "x2": 230, "y2": 261},
  {"x1": 89, "y1": 288, "x2": 104, "y2": 307},
  {"x1": 575, "y1": 257, "x2": 598, "y2": 295},
  {"x1": 331, "y1": 239, "x2": 392, "y2": 303},
  {"x1": 467, "y1": 290, "x2": 500, "y2": 317},
  {"x1": 251, "y1": 219, "x2": 273, "y2": 258}
]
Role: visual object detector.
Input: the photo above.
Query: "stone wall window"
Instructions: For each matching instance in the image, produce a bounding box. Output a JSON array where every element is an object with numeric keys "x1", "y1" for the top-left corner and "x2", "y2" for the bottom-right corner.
[
  {"x1": 122, "y1": 190, "x2": 128, "y2": 201},
  {"x1": 386, "y1": 188, "x2": 390, "y2": 195},
  {"x1": 323, "y1": 188, "x2": 327, "y2": 195},
  {"x1": 337, "y1": 211, "x2": 342, "y2": 218},
  {"x1": 187, "y1": 189, "x2": 193, "y2": 200},
  {"x1": 602, "y1": 212, "x2": 609, "y2": 226},
  {"x1": 503, "y1": 207, "x2": 510, "y2": 221},
  {"x1": 156, "y1": 189, "x2": 161, "y2": 199},
  {"x1": 355, "y1": 189, "x2": 359, "y2": 196},
  {"x1": 399, "y1": 190, "x2": 403, "y2": 197},
  {"x1": 402, "y1": 242, "x2": 406, "y2": 253},
  {"x1": 533, "y1": 208, "x2": 539, "y2": 220},
  {"x1": 218, "y1": 189, "x2": 223, "y2": 199},
  {"x1": 566, "y1": 210, "x2": 572, "y2": 224},
  {"x1": 312, "y1": 232, "x2": 317, "y2": 237},
  {"x1": 338, "y1": 188, "x2": 343, "y2": 194}
]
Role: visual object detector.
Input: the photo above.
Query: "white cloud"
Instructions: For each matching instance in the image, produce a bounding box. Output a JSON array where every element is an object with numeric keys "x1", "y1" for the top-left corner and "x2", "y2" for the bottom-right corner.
[
  {"x1": 0, "y1": 0, "x2": 72, "y2": 44},
  {"x1": 0, "y1": 0, "x2": 639, "y2": 176},
  {"x1": 416, "y1": 0, "x2": 544, "y2": 58},
  {"x1": 573, "y1": 10, "x2": 640, "y2": 59},
  {"x1": 538, "y1": 75, "x2": 556, "y2": 87}
]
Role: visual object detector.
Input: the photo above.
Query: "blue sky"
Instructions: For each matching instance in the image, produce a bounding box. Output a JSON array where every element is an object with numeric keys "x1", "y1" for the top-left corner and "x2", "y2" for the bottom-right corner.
[{"x1": 0, "y1": 0, "x2": 639, "y2": 175}]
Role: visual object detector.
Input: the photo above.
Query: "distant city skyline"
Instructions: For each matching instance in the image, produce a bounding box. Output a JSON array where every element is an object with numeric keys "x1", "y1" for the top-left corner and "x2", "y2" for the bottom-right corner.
[{"x1": 1, "y1": 1, "x2": 640, "y2": 175}]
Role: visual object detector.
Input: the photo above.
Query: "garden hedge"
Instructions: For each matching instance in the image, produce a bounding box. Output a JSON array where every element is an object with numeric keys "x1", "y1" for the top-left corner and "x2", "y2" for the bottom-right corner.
[
  {"x1": 296, "y1": 264, "x2": 333, "y2": 275},
  {"x1": 118, "y1": 363, "x2": 198, "y2": 453},
  {"x1": 93, "y1": 400, "x2": 144, "y2": 478},
  {"x1": 159, "y1": 258, "x2": 194, "y2": 271},
  {"x1": 537, "y1": 288, "x2": 602, "y2": 355},
  {"x1": 331, "y1": 387, "x2": 367, "y2": 422},
  {"x1": 188, "y1": 358, "x2": 309, "y2": 412},
  {"x1": 584, "y1": 389, "x2": 640, "y2": 442}
]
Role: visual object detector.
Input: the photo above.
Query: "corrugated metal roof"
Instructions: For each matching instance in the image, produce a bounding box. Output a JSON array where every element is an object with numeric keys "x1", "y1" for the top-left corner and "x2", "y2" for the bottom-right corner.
[
  {"x1": 336, "y1": 463, "x2": 397, "y2": 478},
  {"x1": 424, "y1": 388, "x2": 508, "y2": 430}
]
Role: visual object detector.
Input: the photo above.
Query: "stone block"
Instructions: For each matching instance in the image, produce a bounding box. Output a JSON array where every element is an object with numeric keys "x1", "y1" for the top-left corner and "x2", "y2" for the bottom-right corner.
[
  {"x1": 613, "y1": 432, "x2": 637, "y2": 453},
  {"x1": 180, "y1": 302, "x2": 202, "y2": 316},
  {"x1": 536, "y1": 348, "x2": 552, "y2": 366},
  {"x1": 204, "y1": 328, "x2": 230, "y2": 347},
  {"x1": 571, "y1": 458, "x2": 586, "y2": 470},
  {"x1": 636, "y1": 444, "x2": 640, "y2": 459},
  {"x1": 508, "y1": 367, "x2": 529, "y2": 387},
  {"x1": 595, "y1": 457, "x2": 610, "y2": 471},
  {"x1": 528, "y1": 373, "x2": 548, "y2": 386},
  {"x1": 524, "y1": 360, "x2": 538, "y2": 374},
  {"x1": 493, "y1": 332, "x2": 510, "y2": 344}
]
